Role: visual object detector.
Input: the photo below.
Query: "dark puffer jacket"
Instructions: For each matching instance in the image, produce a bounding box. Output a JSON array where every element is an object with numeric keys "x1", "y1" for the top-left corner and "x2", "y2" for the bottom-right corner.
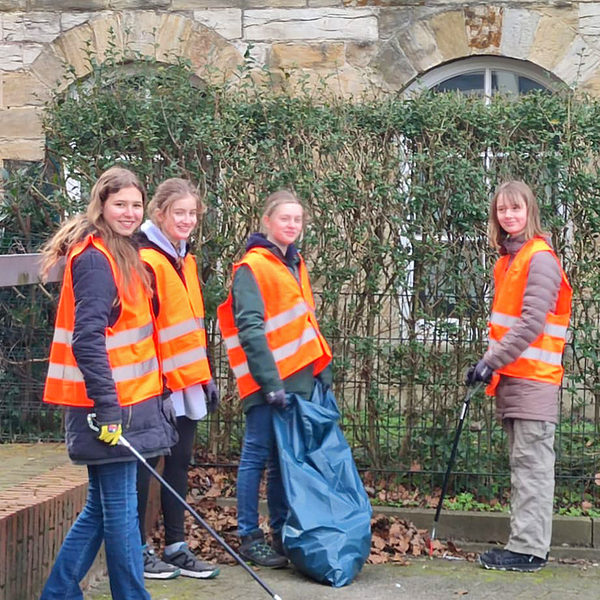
[{"x1": 63, "y1": 246, "x2": 178, "y2": 465}]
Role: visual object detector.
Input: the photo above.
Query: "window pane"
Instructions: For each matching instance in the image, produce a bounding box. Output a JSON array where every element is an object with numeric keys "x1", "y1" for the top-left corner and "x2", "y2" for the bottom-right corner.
[
  {"x1": 492, "y1": 70, "x2": 519, "y2": 95},
  {"x1": 518, "y1": 76, "x2": 547, "y2": 94},
  {"x1": 433, "y1": 72, "x2": 485, "y2": 95},
  {"x1": 492, "y1": 70, "x2": 548, "y2": 95}
]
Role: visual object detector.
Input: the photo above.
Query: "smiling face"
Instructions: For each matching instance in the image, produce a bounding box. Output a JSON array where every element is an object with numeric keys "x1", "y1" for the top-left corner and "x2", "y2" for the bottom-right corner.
[
  {"x1": 156, "y1": 194, "x2": 198, "y2": 245},
  {"x1": 102, "y1": 185, "x2": 144, "y2": 237},
  {"x1": 263, "y1": 202, "x2": 304, "y2": 251},
  {"x1": 496, "y1": 193, "x2": 528, "y2": 237}
]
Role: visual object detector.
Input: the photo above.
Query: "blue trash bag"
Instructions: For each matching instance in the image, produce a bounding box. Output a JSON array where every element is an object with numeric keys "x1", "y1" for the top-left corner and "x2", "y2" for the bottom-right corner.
[{"x1": 272, "y1": 380, "x2": 372, "y2": 587}]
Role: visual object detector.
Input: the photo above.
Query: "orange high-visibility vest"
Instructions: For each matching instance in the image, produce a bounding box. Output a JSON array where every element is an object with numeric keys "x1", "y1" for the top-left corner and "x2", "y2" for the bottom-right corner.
[
  {"x1": 217, "y1": 247, "x2": 332, "y2": 399},
  {"x1": 140, "y1": 248, "x2": 212, "y2": 391},
  {"x1": 44, "y1": 235, "x2": 162, "y2": 407},
  {"x1": 486, "y1": 237, "x2": 572, "y2": 396}
]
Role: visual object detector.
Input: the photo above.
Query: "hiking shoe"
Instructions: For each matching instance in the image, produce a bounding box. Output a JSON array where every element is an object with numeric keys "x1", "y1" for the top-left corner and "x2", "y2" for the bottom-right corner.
[
  {"x1": 143, "y1": 545, "x2": 181, "y2": 580},
  {"x1": 163, "y1": 543, "x2": 220, "y2": 579},
  {"x1": 239, "y1": 530, "x2": 288, "y2": 568},
  {"x1": 271, "y1": 530, "x2": 286, "y2": 557},
  {"x1": 479, "y1": 549, "x2": 547, "y2": 572}
]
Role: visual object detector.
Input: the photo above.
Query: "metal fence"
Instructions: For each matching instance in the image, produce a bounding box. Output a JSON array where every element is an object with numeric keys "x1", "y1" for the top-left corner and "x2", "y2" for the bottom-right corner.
[{"x1": 1, "y1": 253, "x2": 599, "y2": 510}]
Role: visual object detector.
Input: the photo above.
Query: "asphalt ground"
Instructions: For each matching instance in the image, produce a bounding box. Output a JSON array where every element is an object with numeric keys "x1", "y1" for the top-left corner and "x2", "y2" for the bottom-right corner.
[{"x1": 86, "y1": 557, "x2": 600, "y2": 600}]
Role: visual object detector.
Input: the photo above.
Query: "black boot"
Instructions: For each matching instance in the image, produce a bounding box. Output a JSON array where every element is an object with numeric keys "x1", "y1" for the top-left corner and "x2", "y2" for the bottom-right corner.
[{"x1": 239, "y1": 530, "x2": 288, "y2": 568}]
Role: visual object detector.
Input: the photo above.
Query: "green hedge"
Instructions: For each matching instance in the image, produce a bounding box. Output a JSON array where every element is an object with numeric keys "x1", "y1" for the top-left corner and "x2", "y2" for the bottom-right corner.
[{"x1": 2, "y1": 44, "x2": 600, "y2": 504}]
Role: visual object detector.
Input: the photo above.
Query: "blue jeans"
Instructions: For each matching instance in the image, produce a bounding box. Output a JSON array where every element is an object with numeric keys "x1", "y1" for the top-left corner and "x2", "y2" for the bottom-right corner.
[
  {"x1": 237, "y1": 403, "x2": 288, "y2": 537},
  {"x1": 40, "y1": 461, "x2": 150, "y2": 600}
]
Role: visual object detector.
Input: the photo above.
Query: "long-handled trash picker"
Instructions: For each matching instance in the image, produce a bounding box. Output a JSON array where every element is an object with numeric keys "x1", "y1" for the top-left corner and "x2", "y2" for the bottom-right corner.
[
  {"x1": 87, "y1": 414, "x2": 283, "y2": 600},
  {"x1": 428, "y1": 382, "x2": 483, "y2": 556}
]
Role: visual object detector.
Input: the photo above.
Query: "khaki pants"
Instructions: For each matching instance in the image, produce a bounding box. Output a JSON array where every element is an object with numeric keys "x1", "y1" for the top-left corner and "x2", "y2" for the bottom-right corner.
[{"x1": 503, "y1": 418, "x2": 556, "y2": 559}]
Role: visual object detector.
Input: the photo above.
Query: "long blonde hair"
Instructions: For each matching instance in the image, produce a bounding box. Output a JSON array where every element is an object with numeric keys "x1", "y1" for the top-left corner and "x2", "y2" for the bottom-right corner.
[
  {"x1": 488, "y1": 180, "x2": 547, "y2": 252},
  {"x1": 41, "y1": 166, "x2": 151, "y2": 297}
]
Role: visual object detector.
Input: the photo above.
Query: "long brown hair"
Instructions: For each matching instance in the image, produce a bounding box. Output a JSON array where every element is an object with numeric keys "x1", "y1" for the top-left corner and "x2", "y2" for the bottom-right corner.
[
  {"x1": 488, "y1": 180, "x2": 547, "y2": 252},
  {"x1": 147, "y1": 178, "x2": 206, "y2": 223},
  {"x1": 41, "y1": 166, "x2": 151, "y2": 297}
]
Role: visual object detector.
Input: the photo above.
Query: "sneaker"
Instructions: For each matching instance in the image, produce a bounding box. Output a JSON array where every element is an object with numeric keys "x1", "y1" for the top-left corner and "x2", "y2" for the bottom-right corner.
[
  {"x1": 143, "y1": 545, "x2": 181, "y2": 580},
  {"x1": 479, "y1": 548, "x2": 547, "y2": 572},
  {"x1": 163, "y1": 543, "x2": 220, "y2": 579},
  {"x1": 239, "y1": 530, "x2": 288, "y2": 568}
]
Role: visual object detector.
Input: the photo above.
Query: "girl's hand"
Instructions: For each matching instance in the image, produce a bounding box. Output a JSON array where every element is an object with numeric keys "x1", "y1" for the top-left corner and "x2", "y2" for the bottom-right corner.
[
  {"x1": 266, "y1": 389, "x2": 287, "y2": 408},
  {"x1": 98, "y1": 423, "x2": 122, "y2": 446},
  {"x1": 203, "y1": 379, "x2": 220, "y2": 413}
]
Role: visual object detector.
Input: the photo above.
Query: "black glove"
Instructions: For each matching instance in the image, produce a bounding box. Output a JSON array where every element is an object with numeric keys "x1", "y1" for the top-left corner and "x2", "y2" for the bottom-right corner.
[
  {"x1": 465, "y1": 359, "x2": 493, "y2": 386},
  {"x1": 203, "y1": 379, "x2": 220, "y2": 413},
  {"x1": 265, "y1": 389, "x2": 287, "y2": 408}
]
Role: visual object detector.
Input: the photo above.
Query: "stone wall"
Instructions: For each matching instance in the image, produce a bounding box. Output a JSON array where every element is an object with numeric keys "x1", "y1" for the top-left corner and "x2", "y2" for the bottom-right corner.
[{"x1": 1, "y1": 1, "x2": 600, "y2": 165}]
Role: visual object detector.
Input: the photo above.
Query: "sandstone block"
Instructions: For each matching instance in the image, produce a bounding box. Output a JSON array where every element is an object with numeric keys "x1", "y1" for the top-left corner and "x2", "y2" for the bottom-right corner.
[
  {"x1": 0, "y1": 0, "x2": 26, "y2": 8},
  {"x1": 430, "y1": 10, "x2": 469, "y2": 62},
  {"x1": 244, "y1": 8, "x2": 378, "y2": 42},
  {"x1": 271, "y1": 42, "x2": 344, "y2": 69},
  {"x1": 111, "y1": 0, "x2": 169, "y2": 8},
  {"x1": 308, "y1": 0, "x2": 342, "y2": 6},
  {"x1": 173, "y1": 0, "x2": 243, "y2": 7},
  {"x1": 89, "y1": 14, "x2": 125, "y2": 60},
  {"x1": 3, "y1": 12, "x2": 60, "y2": 43},
  {"x1": 23, "y1": 43, "x2": 44, "y2": 66},
  {"x1": 61, "y1": 13, "x2": 95, "y2": 32},
  {"x1": 29, "y1": 46, "x2": 66, "y2": 91},
  {"x1": 0, "y1": 44, "x2": 22, "y2": 71},
  {"x1": 465, "y1": 5, "x2": 502, "y2": 51},
  {"x1": 398, "y1": 21, "x2": 442, "y2": 73},
  {"x1": 529, "y1": 7, "x2": 577, "y2": 71},
  {"x1": 156, "y1": 13, "x2": 193, "y2": 61},
  {"x1": 0, "y1": 107, "x2": 43, "y2": 138},
  {"x1": 193, "y1": 9, "x2": 242, "y2": 39},
  {"x1": 121, "y1": 11, "x2": 161, "y2": 57},
  {"x1": 500, "y1": 8, "x2": 540, "y2": 60},
  {"x1": 2, "y1": 72, "x2": 50, "y2": 108},
  {"x1": 54, "y1": 24, "x2": 95, "y2": 78},
  {"x1": 29, "y1": 0, "x2": 108, "y2": 8},
  {"x1": 373, "y1": 39, "x2": 417, "y2": 90},
  {"x1": 0, "y1": 137, "x2": 44, "y2": 161},
  {"x1": 579, "y1": 2, "x2": 600, "y2": 37},
  {"x1": 345, "y1": 40, "x2": 378, "y2": 69},
  {"x1": 554, "y1": 36, "x2": 600, "y2": 86},
  {"x1": 246, "y1": 0, "x2": 305, "y2": 7},
  {"x1": 185, "y1": 26, "x2": 242, "y2": 79}
]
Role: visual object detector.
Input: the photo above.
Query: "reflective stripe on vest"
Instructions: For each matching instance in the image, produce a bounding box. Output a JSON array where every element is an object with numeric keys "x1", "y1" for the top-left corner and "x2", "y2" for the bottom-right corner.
[
  {"x1": 485, "y1": 237, "x2": 572, "y2": 395},
  {"x1": 140, "y1": 248, "x2": 212, "y2": 391},
  {"x1": 489, "y1": 312, "x2": 569, "y2": 340},
  {"x1": 217, "y1": 247, "x2": 332, "y2": 399},
  {"x1": 43, "y1": 235, "x2": 163, "y2": 407}
]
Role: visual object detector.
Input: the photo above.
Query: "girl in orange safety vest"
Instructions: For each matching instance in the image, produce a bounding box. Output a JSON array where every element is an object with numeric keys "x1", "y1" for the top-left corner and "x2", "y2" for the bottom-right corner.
[
  {"x1": 465, "y1": 181, "x2": 572, "y2": 573},
  {"x1": 135, "y1": 178, "x2": 220, "y2": 580},
  {"x1": 218, "y1": 190, "x2": 332, "y2": 568},
  {"x1": 39, "y1": 166, "x2": 178, "y2": 600}
]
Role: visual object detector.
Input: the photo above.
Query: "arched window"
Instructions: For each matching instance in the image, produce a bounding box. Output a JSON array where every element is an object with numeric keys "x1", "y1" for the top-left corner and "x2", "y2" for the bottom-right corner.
[{"x1": 405, "y1": 56, "x2": 564, "y2": 99}]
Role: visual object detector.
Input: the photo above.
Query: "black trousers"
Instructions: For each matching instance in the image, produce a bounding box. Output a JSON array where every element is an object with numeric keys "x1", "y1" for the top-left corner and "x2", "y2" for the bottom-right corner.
[{"x1": 137, "y1": 415, "x2": 198, "y2": 546}]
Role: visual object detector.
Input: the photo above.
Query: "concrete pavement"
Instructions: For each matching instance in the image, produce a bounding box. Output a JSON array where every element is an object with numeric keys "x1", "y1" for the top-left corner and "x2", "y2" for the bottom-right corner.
[{"x1": 86, "y1": 558, "x2": 600, "y2": 600}]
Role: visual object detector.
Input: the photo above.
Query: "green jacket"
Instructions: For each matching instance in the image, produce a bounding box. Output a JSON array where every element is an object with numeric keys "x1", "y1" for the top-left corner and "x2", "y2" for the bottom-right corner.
[{"x1": 232, "y1": 239, "x2": 331, "y2": 413}]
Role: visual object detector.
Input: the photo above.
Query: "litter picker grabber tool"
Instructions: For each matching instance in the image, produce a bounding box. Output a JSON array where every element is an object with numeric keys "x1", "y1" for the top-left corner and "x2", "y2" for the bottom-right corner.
[
  {"x1": 87, "y1": 414, "x2": 283, "y2": 600},
  {"x1": 428, "y1": 381, "x2": 483, "y2": 556}
]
